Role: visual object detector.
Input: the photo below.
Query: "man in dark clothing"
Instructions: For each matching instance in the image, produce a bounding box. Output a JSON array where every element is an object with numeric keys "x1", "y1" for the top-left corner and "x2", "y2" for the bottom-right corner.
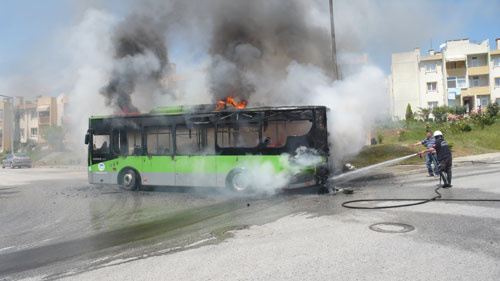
[{"x1": 419, "y1": 131, "x2": 453, "y2": 188}]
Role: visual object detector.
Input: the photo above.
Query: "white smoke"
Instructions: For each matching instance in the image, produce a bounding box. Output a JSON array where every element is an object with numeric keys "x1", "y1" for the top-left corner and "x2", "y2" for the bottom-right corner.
[
  {"x1": 236, "y1": 147, "x2": 324, "y2": 195},
  {"x1": 65, "y1": 9, "x2": 116, "y2": 146}
]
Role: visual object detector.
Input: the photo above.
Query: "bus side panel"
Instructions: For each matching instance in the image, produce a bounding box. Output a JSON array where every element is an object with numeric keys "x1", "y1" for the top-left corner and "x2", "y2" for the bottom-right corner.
[
  {"x1": 215, "y1": 156, "x2": 239, "y2": 187},
  {"x1": 141, "y1": 156, "x2": 175, "y2": 186},
  {"x1": 216, "y1": 155, "x2": 288, "y2": 187},
  {"x1": 174, "y1": 156, "x2": 217, "y2": 187},
  {"x1": 89, "y1": 156, "x2": 143, "y2": 185}
]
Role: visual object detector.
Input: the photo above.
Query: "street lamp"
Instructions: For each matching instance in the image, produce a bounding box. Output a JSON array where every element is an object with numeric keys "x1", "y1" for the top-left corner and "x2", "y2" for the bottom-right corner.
[{"x1": 0, "y1": 94, "x2": 14, "y2": 154}]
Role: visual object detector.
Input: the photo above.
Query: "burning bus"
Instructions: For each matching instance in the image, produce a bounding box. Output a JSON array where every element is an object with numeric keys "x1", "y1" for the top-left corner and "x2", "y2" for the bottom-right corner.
[{"x1": 85, "y1": 101, "x2": 331, "y2": 192}]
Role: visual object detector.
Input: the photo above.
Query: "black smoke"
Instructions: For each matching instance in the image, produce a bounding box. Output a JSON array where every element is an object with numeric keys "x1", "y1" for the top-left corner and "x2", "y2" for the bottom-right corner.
[
  {"x1": 100, "y1": 13, "x2": 169, "y2": 113},
  {"x1": 206, "y1": 0, "x2": 331, "y2": 102},
  {"x1": 99, "y1": 0, "x2": 332, "y2": 110}
]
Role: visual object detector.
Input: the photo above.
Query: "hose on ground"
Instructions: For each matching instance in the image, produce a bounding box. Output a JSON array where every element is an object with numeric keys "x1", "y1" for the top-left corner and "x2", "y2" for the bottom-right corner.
[{"x1": 342, "y1": 185, "x2": 500, "y2": 209}]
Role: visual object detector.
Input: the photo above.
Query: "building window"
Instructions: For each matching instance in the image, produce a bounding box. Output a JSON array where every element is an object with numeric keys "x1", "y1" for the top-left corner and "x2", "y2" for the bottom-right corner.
[
  {"x1": 427, "y1": 82, "x2": 437, "y2": 91},
  {"x1": 497, "y1": 98, "x2": 500, "y2": 105},
  {"x1": 0, "y1": 109, "x2": 3, "y2": 121},
  {"x1": 426, "y1": 63, "x2": 436, "y2": 72},
  {"x1": 495, "y1": 77, "x2": 500, "y2": 87},
  {"x1": 447, "y1": 76, "x2": 466, "y2": 88},
  {"x1": 30, "y1": 109, "x2": 36, "y2": 120},
  {"x1": 471, "y1": 56, "x2": 478, "y2": 67},
  {"x1": 479, "y1": 96, "x2": 489, "y2": 107},
  {"x1": 472, "y1": 76, "x2": 479, "y2": 87},
  {"x1": 21, "y1": 129, "x2": 24, "y2": 137},
  {"x1": 31, "y1": 128, "x2": 37, "y2": 137},
  {"x1": 428, "y1": 102, "x2": 438, "y2": 109},
  {"x1": 450, "y1": 62, "x2": 457, "y2": 69},
  {"x1": 493, "y1": 57, "x2": 500, "y2": 67}
]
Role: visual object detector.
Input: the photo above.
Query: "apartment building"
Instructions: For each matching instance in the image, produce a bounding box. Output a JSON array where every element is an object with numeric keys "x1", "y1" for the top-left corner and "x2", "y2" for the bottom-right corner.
[
  {"x1": 390, "y1": 38, "x2": 500, "y2": 120},
  {"x1": 18, "y1": 96, "x2": 59, "y2": 143}
]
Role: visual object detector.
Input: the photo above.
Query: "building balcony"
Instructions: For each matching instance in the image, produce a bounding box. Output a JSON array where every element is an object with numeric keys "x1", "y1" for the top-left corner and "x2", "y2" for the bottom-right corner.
[
  {"x1": 39, "y1": 116, "x2": 50, "y2": 124},
  {"x1": 446, "y1": 67, "x2": 466, "y2": 76},
  {"x1": 470, "y1": 86, "x2": 490, "y2": 95},
  {"x1": 468, "y1": 65, "x2": 489, "y2": 76}
]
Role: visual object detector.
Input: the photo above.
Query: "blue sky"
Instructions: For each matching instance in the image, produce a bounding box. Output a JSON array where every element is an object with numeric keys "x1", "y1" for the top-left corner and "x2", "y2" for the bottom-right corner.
[{"x1": 1, "y1": 0, "x2": 499, "y2": 96}]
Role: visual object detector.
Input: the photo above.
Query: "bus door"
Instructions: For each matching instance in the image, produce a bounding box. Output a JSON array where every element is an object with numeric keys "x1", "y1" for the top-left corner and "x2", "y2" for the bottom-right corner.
[
  {"x1": 174, "y1": 124, "x2": 216, "y2": 187},
  {"x1": 143, "y1": 126, "x2": 175, "y2": 186}
]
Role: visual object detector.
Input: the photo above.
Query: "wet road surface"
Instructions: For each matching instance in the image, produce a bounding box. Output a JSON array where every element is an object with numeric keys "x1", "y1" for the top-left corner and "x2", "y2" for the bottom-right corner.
[{"x1": 1, "y1": 163, "x2": 500, "y2": 280}]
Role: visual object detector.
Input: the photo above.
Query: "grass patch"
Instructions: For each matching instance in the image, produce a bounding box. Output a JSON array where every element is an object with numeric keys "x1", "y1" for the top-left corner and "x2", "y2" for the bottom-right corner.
[
  {"x1": 347, "y1": 144, "x2": 421, "y2": 168},
  {"x1": 350, "y1": 119, "x2": 500, "y2": 168}
]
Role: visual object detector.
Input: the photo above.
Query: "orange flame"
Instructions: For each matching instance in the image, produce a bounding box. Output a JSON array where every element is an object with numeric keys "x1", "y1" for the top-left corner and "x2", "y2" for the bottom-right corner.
[{"x1": 216, "y1": 96, "x2": 247, "y2": 110}]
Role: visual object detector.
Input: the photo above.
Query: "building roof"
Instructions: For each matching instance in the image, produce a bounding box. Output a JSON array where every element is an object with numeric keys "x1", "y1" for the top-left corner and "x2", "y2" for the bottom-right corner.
[
  {"x1": 420, "y1": 54, "x2": 442, "y2": 61},
  {"x1": 491, "y1": 49, "x2": 500, "y2": 55}
]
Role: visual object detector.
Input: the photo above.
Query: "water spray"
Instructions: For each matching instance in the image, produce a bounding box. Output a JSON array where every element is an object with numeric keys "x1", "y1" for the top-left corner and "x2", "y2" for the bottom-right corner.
[{"x1": 327, "y1": 153, "x2": 418, "y2": 185}]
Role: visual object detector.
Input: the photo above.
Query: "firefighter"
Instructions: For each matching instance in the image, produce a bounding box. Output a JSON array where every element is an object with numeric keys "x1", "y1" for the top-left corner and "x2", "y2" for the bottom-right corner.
[{"x1": 419, "y1": 131, "x2": 453, "y2": 188}]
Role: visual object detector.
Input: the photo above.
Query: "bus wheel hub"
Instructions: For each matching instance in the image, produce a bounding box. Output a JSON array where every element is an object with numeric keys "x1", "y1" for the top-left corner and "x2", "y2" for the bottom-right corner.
[
  {"x1": 124, "y1": 173, "x2": 133, "y2": 185},
  {"x1": 233, "y1": 174, "x2": 250, "y2": 191}
]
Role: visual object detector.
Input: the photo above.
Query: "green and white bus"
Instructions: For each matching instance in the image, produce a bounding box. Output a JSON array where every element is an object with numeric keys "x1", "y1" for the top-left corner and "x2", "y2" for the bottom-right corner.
[{"x1": 85, "y1": 105, "x2": 331, "y2": 192}]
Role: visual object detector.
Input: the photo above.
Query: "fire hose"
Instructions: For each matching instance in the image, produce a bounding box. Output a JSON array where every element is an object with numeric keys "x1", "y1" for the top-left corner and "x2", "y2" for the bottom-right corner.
[{"x1": 341, "y1": 162, "x2": 500, "y2": 209}]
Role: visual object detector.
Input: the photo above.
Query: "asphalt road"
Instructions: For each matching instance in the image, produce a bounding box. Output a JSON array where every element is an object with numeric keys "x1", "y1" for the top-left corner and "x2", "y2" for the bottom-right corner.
[{"x1": 1, "y1": 162, "x2": 500, "y2": 280}]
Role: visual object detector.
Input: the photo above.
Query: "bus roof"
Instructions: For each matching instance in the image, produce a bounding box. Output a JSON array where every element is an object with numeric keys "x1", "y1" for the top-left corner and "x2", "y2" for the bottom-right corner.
[{"x1": 89, "y1": 105, "x2": 329, "y2": 120}]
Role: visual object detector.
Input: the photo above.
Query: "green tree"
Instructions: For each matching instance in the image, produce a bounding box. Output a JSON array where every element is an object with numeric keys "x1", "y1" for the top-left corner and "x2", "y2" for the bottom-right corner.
[
  {"x1": 405, "y1": 103, "x2": 414, "y2": 120},
  {"x1": 418, "y1": 107, "x2": 431, "y2": 121},
  {"x1": 431, "y1": 106, "x2": 449, "y2": 123},
  {"x1": 41, "y1": 126, "x2": 66, "y2": 151}
]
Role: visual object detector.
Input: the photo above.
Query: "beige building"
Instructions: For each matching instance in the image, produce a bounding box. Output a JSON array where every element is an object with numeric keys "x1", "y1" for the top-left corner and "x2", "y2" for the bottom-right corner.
[
  {"x1": 0, "y1": 98, "x2": 14, "y2": 153},
  {"x1": 390, "y1": 38, "x2": 500, "y2": 120},
  {"x1": 18, "y1": 94, "x2": 68, "y2": 144}
]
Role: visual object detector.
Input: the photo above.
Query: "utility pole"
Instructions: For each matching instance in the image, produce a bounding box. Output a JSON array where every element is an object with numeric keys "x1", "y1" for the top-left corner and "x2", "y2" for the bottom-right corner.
[
  {"x1": 0, "y1": 94, "x2": 14, "y2": 153},
  {"x1": 329, "y1": 0, "x2": 339, "y2": 81}
]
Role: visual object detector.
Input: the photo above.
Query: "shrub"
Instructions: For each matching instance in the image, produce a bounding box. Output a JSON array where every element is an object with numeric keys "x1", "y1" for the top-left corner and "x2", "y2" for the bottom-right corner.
[
  {"x1": 487, "y1": 102, "x2": 499, "y2": 118},
  {"x1": 470, "y1": 109, "x2": 495, "y2": 129},
  {"x1": 398, "y1": 128, "x2": 406, "y2": 141},
  {"x1": 431, "y1": 106, "x2": 449, "y2": 123},
  {"x1": 448, "y1": 105, "x2": 467, "y2": 115},
  {"x1": 418, "y1": 107, "x2": 431, "y2": 121},
  {"x1": 377, "y1": 134, "x2": 384, "y2": 144}
]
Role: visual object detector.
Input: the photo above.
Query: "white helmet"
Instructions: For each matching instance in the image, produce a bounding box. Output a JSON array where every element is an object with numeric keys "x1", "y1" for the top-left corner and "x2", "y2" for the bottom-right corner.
[{"x1": 433, "y1": 130, "x2": 443, "y2": 137}]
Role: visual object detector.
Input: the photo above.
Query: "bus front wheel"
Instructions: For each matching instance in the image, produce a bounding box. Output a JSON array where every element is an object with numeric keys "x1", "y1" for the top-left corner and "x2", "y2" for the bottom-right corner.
[
  {"x1": 119, "y1": 169, "x2": 140, "y2": 191},
  {"x1": 226, "y1": 168, "x2": 253, "y2": 193}
]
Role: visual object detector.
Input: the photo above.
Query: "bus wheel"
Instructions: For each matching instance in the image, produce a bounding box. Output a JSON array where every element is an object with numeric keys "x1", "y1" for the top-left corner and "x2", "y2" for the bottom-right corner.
[
  {"x1": 226, "y1": 169, "x2": 252, "y2": 193},
  {"x1": 119, "y1": 169, "x2": 139, "y2": 191}
]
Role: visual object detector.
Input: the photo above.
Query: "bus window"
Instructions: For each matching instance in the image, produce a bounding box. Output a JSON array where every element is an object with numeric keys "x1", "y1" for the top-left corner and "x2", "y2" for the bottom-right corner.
[
  {"x1": 262, "y1": 120, "x2": 312, "y2": 147},
  {"x1": 127, "y1": 130, "x2": 142, "y2": 155},
  {"x1": 217, "y1": 123, "x2": 260, "y2": 148},
  {"x1": 93, "y1": 135, "x2": 110, "y2": 154},
  {"x1": 111, "y1": 129, "x2": 128, "y2": 156},
  {"x1": 146, "y1": 127, "x2": 172, "y2": 155},
  {"x1": 176, "y1": 125, "x2": 215, "y2": 155}
]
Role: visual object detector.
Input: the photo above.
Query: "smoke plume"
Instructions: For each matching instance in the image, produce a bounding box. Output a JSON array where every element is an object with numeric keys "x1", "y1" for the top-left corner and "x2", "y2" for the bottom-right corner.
[
  {"x1": 206, "y1": 0, "x2": 331, "y2": 102},
  {"x1": 100, "y1": 11, "x2": 170, "y2": 113}
]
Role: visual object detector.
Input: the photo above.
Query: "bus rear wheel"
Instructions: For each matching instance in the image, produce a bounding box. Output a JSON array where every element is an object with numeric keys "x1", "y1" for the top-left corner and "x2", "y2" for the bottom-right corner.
[
  {"x1": 119, "y1": 169, "x2": 140, "y2": 191},
  {"x1": 226, "y1": 168, "x2": 253, "y2": 193}
]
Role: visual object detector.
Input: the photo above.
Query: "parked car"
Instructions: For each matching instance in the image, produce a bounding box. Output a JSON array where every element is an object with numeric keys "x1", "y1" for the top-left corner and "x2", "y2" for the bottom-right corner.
[{"x1": 1, "y1": 154, "x2": 32, "y2": 168}]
